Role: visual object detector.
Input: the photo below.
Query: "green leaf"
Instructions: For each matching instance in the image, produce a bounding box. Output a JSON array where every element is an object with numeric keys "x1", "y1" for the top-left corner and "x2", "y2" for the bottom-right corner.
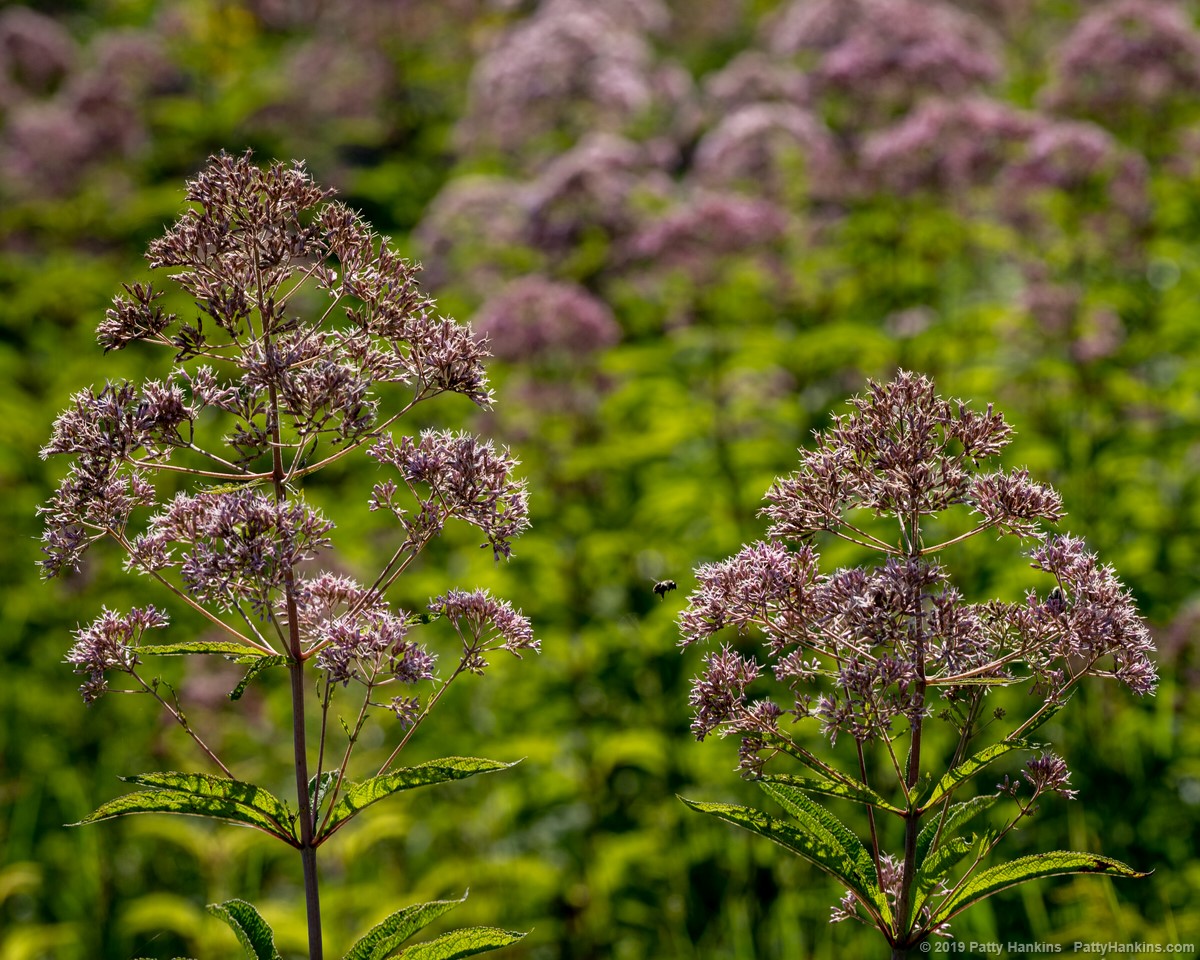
[
  {"x1": 759, "y1": 773, "x2": 904, "y2": 815},
  {"x1": 139, "y1": 641, "x2": 264, "y2": 657},
  {"x1": 915, "y1": 794, "x2": 1002, "y2": 866},
  {"x1": 759, "y1": 781, "x2": 890, "y2": 921},
  {"x1": 397, "y1": 928, "x2": 527, "y2": 960},
  {"x1": 230, "y1": 655, "x2": 287, "y2": 701},
  {"x1": 121, "y1": 772, "x2": 295, "y2": 838},
  {"x1": 932, "y1": 852, "x2": 1150, "y2": 925},
  {"x1": 208, "y1": 899, "x2": 282, "y2": 960},
  {"x1": 680, "y1": 796, "x2": 889, "y2": 926},
  {"x1": 72, "y1": 774, "x2": 297, "y2": 845},
  {"x1": 321, "y1": 758, "x2": 517, "y2": 837},
  {"x1": 310, "y1": 770, "x2": 340, "y2": 821},
  {"x1": 920, "y1": 740, "x2": 1039, "y2": 810},
  {"x1": 1022, "y1": 694, "x2": 1074, "y2": 736},
  {"x1": 343, "y1": 895, "x2": 465, "y2": 960}
]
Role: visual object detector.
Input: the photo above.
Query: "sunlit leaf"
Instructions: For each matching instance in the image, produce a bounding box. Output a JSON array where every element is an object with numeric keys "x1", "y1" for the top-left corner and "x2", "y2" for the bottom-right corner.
[
  {"x1": 759, "y1": 781, "x2": 890, "y2": 921},
  {"x1": 120, "y1": 771, "x2": 294, "y2": 837},
  {"x1": 343, "y1": 894, "x2": 465, "y2": 960},
  {"x1": 397, "y1": 927, "x2": 527, "y2": 960},
  {"x1": 680, "y1": 796, "x2": 889, "y2": 926},
  {"x1": 139, "y1": 641, "x2": 263, "y2": 657},
  {"x1": 759, "y1": 772, "x2": 904, "y2": 815},
  {"x1": 230, "y1": 655, "x2": 287, "y2": 700},
  {"x1": 321, "y1": 758, "x2": 516, "y2": 838},
  {"x1": 932, "y1": 851, "x2": 1150, "y2": 925},
  {"x1": 72, "y1": 777, "x2": 297, "y2": 846},
  {"x1": 919, "y1": 740, "x2": 1040, "y2": 810},
  {"x1": 208, "y1": 899, "x2": 282, "y2": 960}
]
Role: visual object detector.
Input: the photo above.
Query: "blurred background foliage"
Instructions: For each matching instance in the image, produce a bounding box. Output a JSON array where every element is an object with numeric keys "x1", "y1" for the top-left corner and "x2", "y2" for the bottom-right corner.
[{"x1": 2, "y1": 0, "x2": 1200, "y2": 957}]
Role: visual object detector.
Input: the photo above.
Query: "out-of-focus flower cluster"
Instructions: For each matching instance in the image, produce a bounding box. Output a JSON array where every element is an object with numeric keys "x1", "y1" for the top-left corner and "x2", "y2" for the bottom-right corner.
[
  {"x1": 412, "y1": 0, "x2": 1186, "y2": 375},
  {"x1": 1041, "y1": 0, "x2": 1200, "y2": 144},
  {"x1": 678, "y1": 373, "x2": 1155, "y2": 776}
]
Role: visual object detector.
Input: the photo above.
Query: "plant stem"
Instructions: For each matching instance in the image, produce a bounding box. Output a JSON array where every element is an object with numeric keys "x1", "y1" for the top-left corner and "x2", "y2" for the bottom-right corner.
[
  {"x1": 291, "y1": 656, "x2": 323, "y2": 960},
  {"x1": 892, "y1": 506, "x2": 926, "y2": 948},
  {"x1": 261, "y1": 275, "x2": 323, "y2": 960}
]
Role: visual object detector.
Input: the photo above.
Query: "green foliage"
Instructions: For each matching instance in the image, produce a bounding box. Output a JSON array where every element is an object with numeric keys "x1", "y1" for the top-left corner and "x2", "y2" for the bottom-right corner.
[
  {"x1": 919, "y1": 740, "x2": 1043, "y2": 811},
  {"x1": 320, "y1": 759, "x2": 518, "y2": 839},
  {"x1": 933, "y1": 853, "x2": 1149, "y2": 926},
  {"x1": 680, "y1": 792, "x2": 890, "y2": 927},
  {"x1": 5, "y1": 0, "x2": 1200, "y2": 957},
  {"x1": 73, "y1": 773, "x2": 298, "y2": 846},
  {"x1": 207, "y1": 899, "x2": 280, "y2": 960}
]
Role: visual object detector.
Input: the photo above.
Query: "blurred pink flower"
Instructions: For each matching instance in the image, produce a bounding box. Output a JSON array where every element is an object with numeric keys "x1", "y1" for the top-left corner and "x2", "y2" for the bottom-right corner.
[
  {"x1": 1040, "y1": 0, "x2": 1200, "y2": 132},
  {"x1": 765, "y1": 0, "x2": 1002, "y2": 124},
  {"x1": 860, "y1": 96, "x2": 1038, "y2": 195},
  {"x1": 542, "y1": 0, "x2": 672, "y2": 35},
  {"x1": 1000, "y1": 117, "x2": 1149, "y2": 222},
  {"x1": 414, "y1": 175, "x2": 531, "y2": 292},
  {"x1": 701, "y1": 51, "x2": 811, "y2": 115},
  {"x1": 524, "y1": 132, "x2": 673, "y2": 257},
  {"x1": 0, "y1": 6, "x2": 76, "y2": 103},
  {"x1": 458, "y1": 4, "x2": 664, "y2": 157},
  {"x1": 624, "y1": 190, "x2": 790, "y2": 276},
  {"x1": 473, "y1": 275, "x2": 620, "y2": 363},
  {"x1": 690, "y1": 103, "x2": 842, "y2": 202}
]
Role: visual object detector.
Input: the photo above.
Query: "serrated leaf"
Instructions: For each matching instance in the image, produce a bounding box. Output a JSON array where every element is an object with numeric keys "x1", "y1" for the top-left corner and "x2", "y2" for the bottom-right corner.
[
  {"x1": 321, "y1": 758, "x2": 516, "y2": 838},
  {"x1": 397, "y1": 927, "x2": 526, "y2": 960},
  {"x1": 140, "y1": 641, "x2": 263, "y2": 657},
  {"x1": 932, "y1": 851, "x2": 1150, "y2": 925},
  {"x1": 343, "y1": 895, "x2": 465, "y2": 960},
  {"x1": 920, "y1": 740, "x2": 1039, "y2": 810},
  {"x1": 681, "y1": 797, "x2": 889, "y2": 926},
  {"x1": 760, "y1": 773, "x2": 904, "y2": 815},
  {"x1": 915, "y1": 836, "x2": 977, "y2": 899},
  {"x1": 121, "y1": 772, "x2": 295, "y2": 838},
  {"x1": 759, "y1": 781, "x2": 889, "y2": 921},
  {"x1": 1022, "y1": 694, "x2": 1074, "y2": 736},
  {"x1": 72, "y1": 784, "x2": 296, "y2": 845},
  {"x1": 916, "y1": 794, "x2": 1002, "y2": 866},
  {"x1": 208, "y1": 899, "x2": 282, "y2": 960},
  {"x1": 310, "y1": 770, "x2": 340, "y2": 821},
  {"x1": 230, "y1": 655, "x2": 287, "y2": 700}
]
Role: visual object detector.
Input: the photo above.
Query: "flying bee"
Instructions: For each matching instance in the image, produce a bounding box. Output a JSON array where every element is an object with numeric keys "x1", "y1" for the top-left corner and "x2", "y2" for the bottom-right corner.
[{"x1": 653, "y1": 579, "x2": 677, "y2": 600}]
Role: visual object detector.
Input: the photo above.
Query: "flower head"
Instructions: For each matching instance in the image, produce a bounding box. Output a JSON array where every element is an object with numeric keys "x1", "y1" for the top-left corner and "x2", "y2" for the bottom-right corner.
[
  {"x1": 67, "y1": 606, "x2": 168, "y2": 703},
  {"x1": 679, "y1": 374, "x2": 1154, "y2": 771}
]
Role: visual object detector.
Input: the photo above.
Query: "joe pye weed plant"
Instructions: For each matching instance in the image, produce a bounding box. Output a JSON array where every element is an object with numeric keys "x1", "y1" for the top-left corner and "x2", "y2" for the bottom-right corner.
[
  {"x1": 39, "y1": 152, "x2": 537, "y2": 960},
  {"x1": 679, "y1": 372, "x2": 1156, "y2": 958}
]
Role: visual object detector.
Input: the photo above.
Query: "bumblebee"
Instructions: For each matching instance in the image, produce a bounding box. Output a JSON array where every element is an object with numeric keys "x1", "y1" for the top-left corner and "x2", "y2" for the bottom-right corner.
[{"x1": 653, "y1": 579, "x2": 677, "y2": 599}]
